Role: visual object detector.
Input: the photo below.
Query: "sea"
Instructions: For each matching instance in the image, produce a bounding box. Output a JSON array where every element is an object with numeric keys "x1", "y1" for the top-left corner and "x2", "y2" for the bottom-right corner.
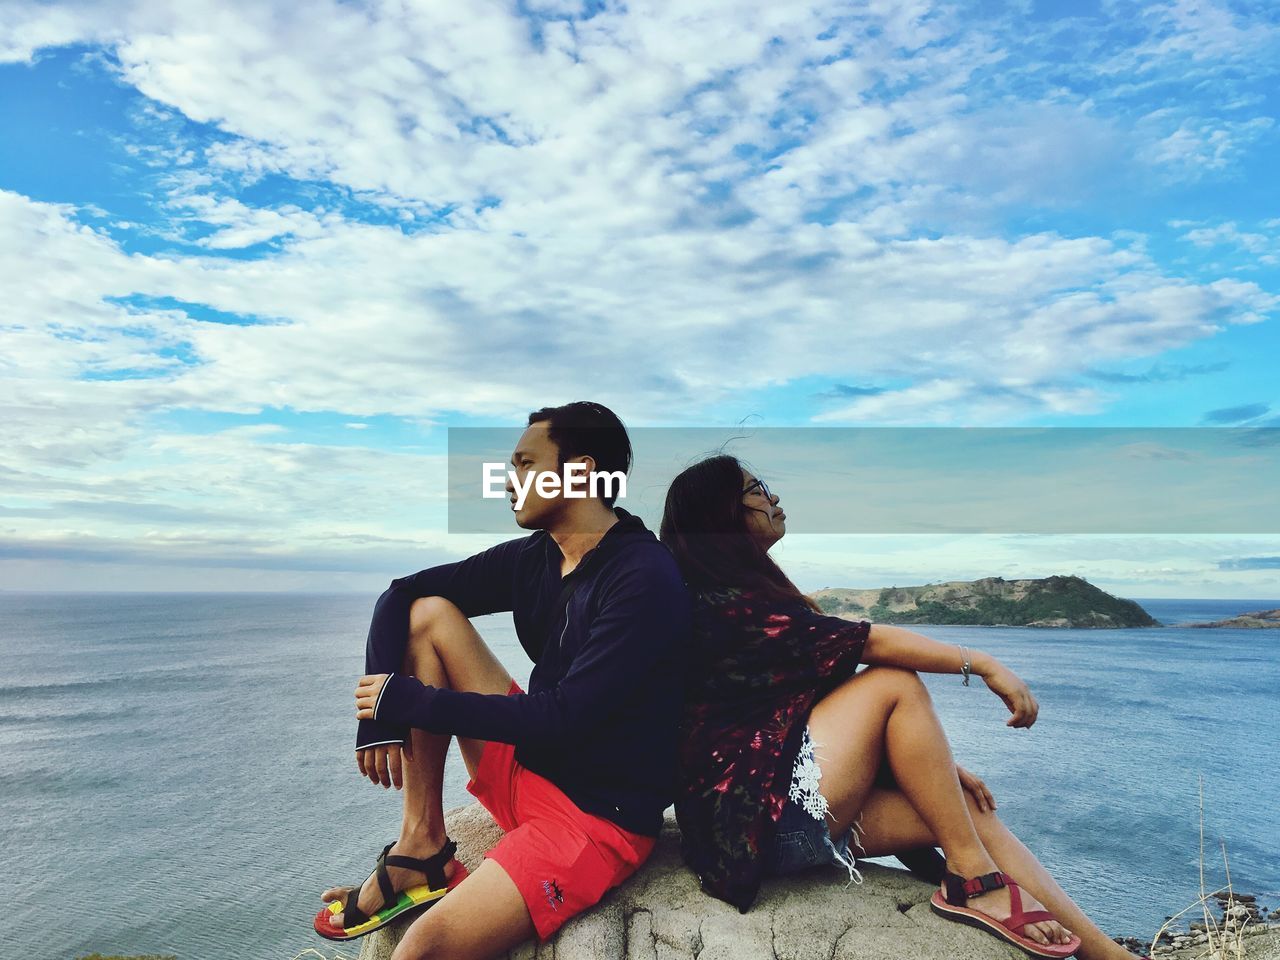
[{"x1": 0, "y1": 593, "x2": 1276, "y2": 960}]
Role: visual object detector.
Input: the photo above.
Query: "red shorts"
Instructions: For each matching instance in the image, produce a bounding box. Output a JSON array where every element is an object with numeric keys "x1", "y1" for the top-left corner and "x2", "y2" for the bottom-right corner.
[{"x1": 465, "y1": 681, "x2": 656, "y2": 941}]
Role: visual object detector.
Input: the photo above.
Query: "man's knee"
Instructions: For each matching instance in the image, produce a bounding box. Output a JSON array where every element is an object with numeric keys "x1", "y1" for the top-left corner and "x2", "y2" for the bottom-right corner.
[
  {"x1": 408, "y1": 595, "x2": 466, "y2": 641},
  {"x1": 390, "y1": 917, "x2": 451, "y2": 960},
  {"x1": 390, "y1": 906, "x2": 513, "y2": 960}
]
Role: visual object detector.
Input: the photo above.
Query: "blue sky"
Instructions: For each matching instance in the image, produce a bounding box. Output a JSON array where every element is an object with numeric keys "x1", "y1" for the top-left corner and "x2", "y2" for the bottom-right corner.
[{"x1": 1, "y1": 0, "x2": 1278, "y2": 596}]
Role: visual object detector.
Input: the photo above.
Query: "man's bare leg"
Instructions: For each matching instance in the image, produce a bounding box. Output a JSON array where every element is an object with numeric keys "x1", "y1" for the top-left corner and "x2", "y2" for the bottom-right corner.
[
  {"x1": 322, "y1": 597, "x2": 514, "y2": 925},
  {"x1": 390, "y1": 859, "x2": 536, "y2": 960}
]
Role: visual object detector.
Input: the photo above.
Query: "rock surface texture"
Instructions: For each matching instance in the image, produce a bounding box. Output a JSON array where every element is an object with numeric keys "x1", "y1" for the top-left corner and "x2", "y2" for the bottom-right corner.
[{"x1": 356, "y1": 803, "x2": 1035, "y2": 960}]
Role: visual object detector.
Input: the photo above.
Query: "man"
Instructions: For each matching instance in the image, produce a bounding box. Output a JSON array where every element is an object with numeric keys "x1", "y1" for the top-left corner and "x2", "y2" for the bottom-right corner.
[{"x1": 315, "y1": 401, "x2": 691, "y2": 960}]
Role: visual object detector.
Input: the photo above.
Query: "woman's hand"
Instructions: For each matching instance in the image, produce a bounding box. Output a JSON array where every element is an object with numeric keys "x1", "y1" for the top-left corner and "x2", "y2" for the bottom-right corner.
[
  {"x1": 956, "y1": 764, "x2": 997, "y2": 813},
  {"x1": 355, "y1": 673, "x2": 390, "y2": 720},
  {"x1": 977, "y1": 658, "x2": 1039, "y2": 728}
]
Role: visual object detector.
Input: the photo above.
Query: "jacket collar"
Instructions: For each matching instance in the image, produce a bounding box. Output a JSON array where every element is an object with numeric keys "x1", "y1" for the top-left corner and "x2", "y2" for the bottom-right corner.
[{"x1": 539, "y1": 506, "x2": 651, "y2": 567}]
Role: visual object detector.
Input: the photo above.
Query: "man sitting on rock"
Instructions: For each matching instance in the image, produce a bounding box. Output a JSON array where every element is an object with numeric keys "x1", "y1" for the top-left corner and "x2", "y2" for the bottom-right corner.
[{"x1": 314, "y1": 401, "x2": 692, "y2": 960}]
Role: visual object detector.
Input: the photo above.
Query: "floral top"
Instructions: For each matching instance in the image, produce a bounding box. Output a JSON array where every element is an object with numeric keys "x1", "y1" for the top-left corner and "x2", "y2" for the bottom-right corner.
[{"x1": 674, "y1": 585, "x2": 870, "y2": 912}]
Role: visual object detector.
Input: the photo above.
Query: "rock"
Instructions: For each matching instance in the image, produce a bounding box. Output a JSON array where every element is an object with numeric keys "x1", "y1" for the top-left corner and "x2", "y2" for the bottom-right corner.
[
  {"x1": 1216, "y1": 892, "x2": 1258, "y2": 904},
  {"x1": 1162, "y1": 926, "x2": 1280, "y2": 960},
  {"x1": 358, "y1": 804, "x2": 1035, "y2": 960},
  {"x1": 1188, "y1": 610, "x2": 1280, "y2": 628}
]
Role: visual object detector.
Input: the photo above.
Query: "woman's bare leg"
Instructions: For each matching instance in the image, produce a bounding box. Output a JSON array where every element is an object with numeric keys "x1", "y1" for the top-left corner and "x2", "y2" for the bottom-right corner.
[
  {"x1": 806, "y1": 666, "x2": 1133, "y2": 958},
  {"x1": 854, "y1": 787, "x2": 1135, "y2": 960}
]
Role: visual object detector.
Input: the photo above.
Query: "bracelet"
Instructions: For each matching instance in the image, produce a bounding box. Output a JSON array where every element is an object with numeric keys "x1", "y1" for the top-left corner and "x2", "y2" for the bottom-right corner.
[{"x1": 958, "y1": 645, "x2": 971, "y2": 686}]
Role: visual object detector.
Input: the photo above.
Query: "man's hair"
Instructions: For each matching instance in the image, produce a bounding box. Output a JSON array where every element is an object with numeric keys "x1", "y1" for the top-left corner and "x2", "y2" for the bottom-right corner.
[{"x1": 526, "y1": 401, "x2": 633, "y2": 508}]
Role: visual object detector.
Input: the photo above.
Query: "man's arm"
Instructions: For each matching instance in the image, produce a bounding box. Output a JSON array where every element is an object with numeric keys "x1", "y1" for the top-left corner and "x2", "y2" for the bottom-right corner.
[
  {"x1": 356, "y1": 535, "x2": 527, "y2": 751},
  {"x1": 369, "y1": 552, "x2": 690, "y2": 747}
]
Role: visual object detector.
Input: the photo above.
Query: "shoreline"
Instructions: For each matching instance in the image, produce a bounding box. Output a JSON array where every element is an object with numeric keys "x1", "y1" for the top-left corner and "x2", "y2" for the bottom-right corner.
[{"x1": 1112, "y1": 890, "x2": 1280, "y2": 957}]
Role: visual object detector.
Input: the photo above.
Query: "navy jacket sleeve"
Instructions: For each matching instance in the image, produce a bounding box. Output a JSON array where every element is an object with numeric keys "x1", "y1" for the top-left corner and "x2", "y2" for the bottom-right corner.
[
  {"x1": 356, "y1": 535, "x2": 526, "y2": 750},
  {"x1": 372, "y1": 550, "x2": 689, "y2": 747}
]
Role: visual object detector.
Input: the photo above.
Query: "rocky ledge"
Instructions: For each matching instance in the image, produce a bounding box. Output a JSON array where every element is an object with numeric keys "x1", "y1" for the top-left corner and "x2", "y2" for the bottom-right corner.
[{"x1": 358, "y1": 803, "x2": 1036, "y2": 960}]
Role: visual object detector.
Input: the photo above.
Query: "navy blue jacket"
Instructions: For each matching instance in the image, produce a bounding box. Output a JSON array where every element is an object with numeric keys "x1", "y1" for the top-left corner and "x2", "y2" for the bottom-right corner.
[{"x1": 358, "y1": 508, "x2": 691, "y2": 837}]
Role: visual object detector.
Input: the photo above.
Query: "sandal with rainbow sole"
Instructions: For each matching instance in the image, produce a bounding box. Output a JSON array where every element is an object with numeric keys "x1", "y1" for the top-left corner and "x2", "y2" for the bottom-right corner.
[
  {"x1": 930, "y1": 869, "x2": 1081, "y2": 959},
  {"x1": 313, "y1": 838, "x2": 468, "y2": 941}
]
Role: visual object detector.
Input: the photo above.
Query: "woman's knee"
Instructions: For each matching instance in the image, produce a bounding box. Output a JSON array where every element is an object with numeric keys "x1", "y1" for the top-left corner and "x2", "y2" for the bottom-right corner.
[{"x1": 858, "y1": 665, "x2": 931, "y2": 703}]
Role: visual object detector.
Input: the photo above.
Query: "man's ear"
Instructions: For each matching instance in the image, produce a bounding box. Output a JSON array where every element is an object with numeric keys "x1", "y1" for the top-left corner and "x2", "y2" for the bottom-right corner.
[{"x1": 565, "y1": 456, "x2": 596, "y2": 497}]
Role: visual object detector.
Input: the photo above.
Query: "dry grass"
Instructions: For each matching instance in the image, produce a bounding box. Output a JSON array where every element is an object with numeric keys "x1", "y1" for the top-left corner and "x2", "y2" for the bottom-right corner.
[
  {"x1": 289, "y1": 949, "x2": 359, "y2": 960},
  {"x1": 1148, "y1": 777, "x2": 1268, "y2": 959}
]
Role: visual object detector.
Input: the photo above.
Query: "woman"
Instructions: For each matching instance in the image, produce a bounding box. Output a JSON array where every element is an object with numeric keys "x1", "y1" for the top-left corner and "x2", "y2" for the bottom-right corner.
[{"x1": 659, "y1": 455, "x2": 1147, "y2": 960}]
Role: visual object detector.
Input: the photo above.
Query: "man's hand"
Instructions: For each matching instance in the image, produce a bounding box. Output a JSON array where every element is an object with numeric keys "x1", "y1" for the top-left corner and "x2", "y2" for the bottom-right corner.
[
  {"x1": 354, "y1": 674, "x2": 411, "y2": 789},
  {"x1": 356, "y1": 743, "x2": 410, "y2": 789},
  {"x1": 956, "y1": 764, "x2": 996, "y2": 813},
  {"x1": 356, "y1": 673, "x2": 390, "y2": 719},
  {"x1": 978, "y1": 659, "x2": 1039, "y2": 728}
]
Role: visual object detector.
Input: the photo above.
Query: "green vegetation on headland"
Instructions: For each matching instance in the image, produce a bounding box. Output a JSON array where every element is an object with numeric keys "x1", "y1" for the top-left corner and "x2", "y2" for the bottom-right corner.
[{"x1": 812, "y1": 575, "x2": 1158, "y2": 628}]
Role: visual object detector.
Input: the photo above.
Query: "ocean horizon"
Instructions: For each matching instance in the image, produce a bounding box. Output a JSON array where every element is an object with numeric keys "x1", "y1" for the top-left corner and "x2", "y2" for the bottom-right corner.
[{"x1": 1, "y1": 592, "x2": 1276, "y2": 960}]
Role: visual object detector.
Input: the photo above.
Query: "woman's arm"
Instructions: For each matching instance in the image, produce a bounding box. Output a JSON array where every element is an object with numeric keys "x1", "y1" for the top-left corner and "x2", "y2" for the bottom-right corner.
[
  {"x1": 862, "y1": 623, "x2": 1039, "y2": 727},
  {"x1": 862, "y1": 623, "x2": 988, "y2": 674}
]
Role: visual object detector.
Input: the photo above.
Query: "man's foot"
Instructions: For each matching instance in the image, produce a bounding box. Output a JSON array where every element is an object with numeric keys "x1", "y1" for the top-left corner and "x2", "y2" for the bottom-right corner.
[
  {"x1": 942, "y1": 860, "x2": 1073, "y2": 947},
  {"x1": 321, "y1": 838, "x2": 460, "y2": 929}
]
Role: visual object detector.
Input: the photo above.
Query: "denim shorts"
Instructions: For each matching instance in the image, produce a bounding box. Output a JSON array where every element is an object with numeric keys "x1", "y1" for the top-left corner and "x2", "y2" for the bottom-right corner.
[
  {"x1": 764, "y1": 797, "x2": 862, "y2": 879},
  {"x1": 762, "y1": 727, "x2": 865, "y2": 885}
]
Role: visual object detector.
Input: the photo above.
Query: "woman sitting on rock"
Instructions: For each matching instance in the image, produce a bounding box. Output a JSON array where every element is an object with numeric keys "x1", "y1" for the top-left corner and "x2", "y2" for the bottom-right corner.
[{"x1": 659, "y1": 454, "x2": 1146, "y2": 960}]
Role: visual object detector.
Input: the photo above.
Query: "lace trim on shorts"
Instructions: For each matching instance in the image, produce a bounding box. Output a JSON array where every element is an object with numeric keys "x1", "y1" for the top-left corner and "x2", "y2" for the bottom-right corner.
[{"x1": 787, "y1": 725, "x2": 866, "y2": 885}]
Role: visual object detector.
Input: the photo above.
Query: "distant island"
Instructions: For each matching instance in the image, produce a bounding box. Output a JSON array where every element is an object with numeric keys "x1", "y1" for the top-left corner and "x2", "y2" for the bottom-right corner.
[
  {"x1": 1186, "y1": 608, "x2": 1280, "y2": 629},
  {"x1": 811, "y1": 575, "x2": 1158, "y2": 628}
]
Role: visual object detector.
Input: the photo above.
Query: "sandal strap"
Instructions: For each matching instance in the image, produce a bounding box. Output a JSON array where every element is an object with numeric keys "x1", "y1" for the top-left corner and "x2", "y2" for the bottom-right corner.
[
  {"x1": 383, "y1": 838, "x2": 458, "y2": 890},
  {"x1": 327, "y1": 839, "x2": 410, "y2": 932},
  {"x1": 941, "y1": 871, "x2": 1069, "y2": 940},
  {"x1": 343, "y1": 841, "x2": 397, "y2": 928},
  {"x1": 1001, "y1": 881, "x2": 1060, "y2": 935},
  {"x1": 339, "y1": 886, "x2": 373, "y2": 929},
  {"x1": 963, "y1": 871, "x2": 1009, "y2": 898},
  {"x1": 374, "y1": 859, "x2": 398, "y2": 914},
  {"x1": 942, "y1": 869, "x2": 1007, "y2": 905},
  {"x1": 1009, "y1": 909, "x2": 1058, "y2": 931}
]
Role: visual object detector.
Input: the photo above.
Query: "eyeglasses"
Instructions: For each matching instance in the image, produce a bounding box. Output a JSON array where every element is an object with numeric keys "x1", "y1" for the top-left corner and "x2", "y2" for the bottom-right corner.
[{"x1": 742, "y1": 477, "x2": 773, "y2": 502}]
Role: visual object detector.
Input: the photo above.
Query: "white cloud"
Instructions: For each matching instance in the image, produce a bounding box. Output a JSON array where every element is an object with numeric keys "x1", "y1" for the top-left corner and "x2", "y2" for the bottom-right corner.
[
  {"x1": 1176, "y1": 220, "x2": 1280, "y2": 267},
  {"x1": 1, "y1": 0, "x2": 1278, "y2": 587}
]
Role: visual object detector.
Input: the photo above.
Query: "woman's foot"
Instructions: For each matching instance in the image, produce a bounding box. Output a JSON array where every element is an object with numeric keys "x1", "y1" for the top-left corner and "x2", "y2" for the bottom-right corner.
[
  {"x1": 321, "y1": 838, "x2": 459, "y2": 928},
  {"x1": 943, "y1": 858, "x2": 1074, "y2": 947}
]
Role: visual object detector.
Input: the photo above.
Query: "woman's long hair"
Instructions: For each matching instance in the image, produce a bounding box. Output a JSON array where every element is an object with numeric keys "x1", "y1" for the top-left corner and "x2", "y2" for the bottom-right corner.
[{"x1": 659, "y1": 454, "x2": 822, "y2": 613}]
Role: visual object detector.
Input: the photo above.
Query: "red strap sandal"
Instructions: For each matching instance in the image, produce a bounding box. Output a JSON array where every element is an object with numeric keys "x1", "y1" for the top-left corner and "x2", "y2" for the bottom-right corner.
[{"x1": 929, "y1": 869, "x2": 1082, "y2": 959}]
